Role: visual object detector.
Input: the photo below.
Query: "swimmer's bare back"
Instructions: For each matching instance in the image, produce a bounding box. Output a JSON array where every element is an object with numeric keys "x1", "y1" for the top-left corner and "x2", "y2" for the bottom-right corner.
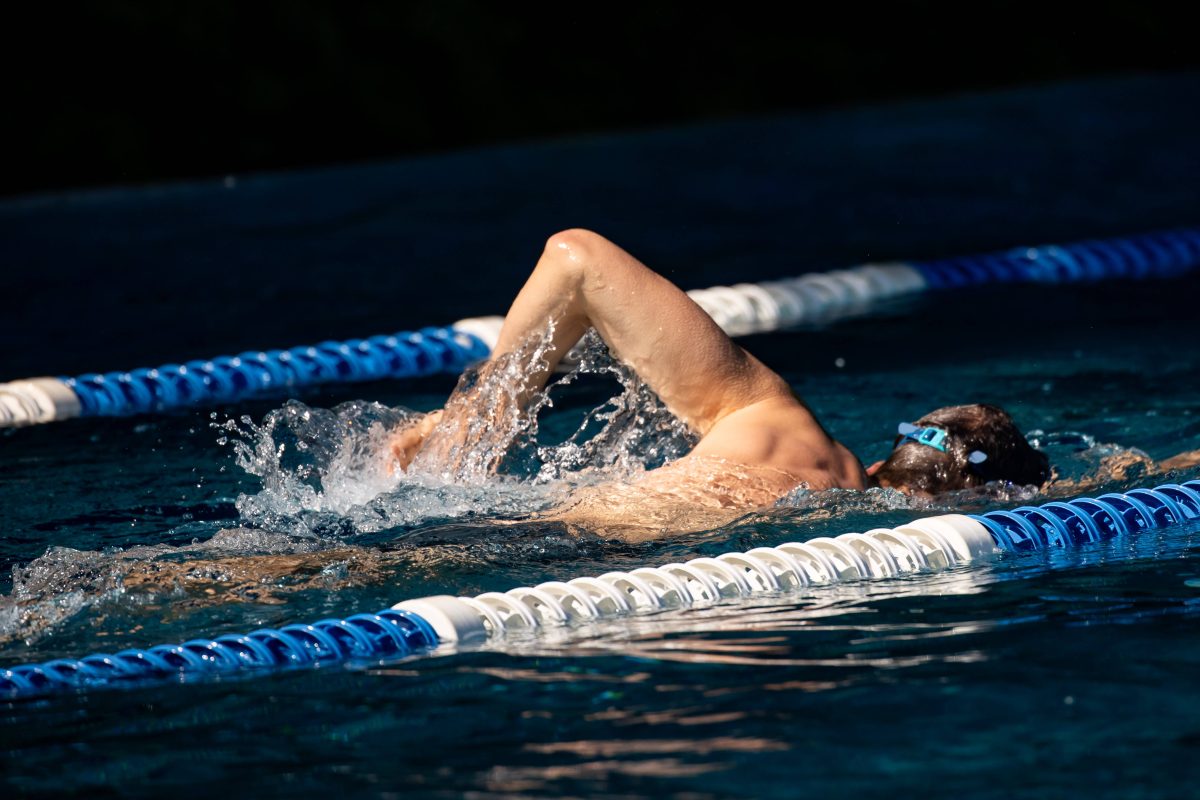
[{"x1": 392, "y1": 230, "x2": 866, "y2": 524}]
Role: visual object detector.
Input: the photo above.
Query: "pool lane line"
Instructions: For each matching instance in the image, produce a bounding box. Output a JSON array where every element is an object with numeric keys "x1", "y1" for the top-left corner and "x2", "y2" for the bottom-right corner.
[
  {"x1": 2, "y1": 227, "x2": 1197, "y2": 428},
  {"x1": 4, "y1": 479, "x2": 1196, "y2": 699}
]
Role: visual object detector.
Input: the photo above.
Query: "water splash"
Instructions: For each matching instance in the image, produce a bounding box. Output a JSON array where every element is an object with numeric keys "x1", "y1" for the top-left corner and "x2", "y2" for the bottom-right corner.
[
  {"x1": 530, "y1": 330, "x2": 696, "y2": 482},
  {"x1": 218, "y1": 399, "x2": 407, "y2": 516},
  {"x1": 216, "y1": 330, "x2": 695, "y2": 539},
  {"x1": 0, "y1": 333, "x2": 704, "y2": 643}
]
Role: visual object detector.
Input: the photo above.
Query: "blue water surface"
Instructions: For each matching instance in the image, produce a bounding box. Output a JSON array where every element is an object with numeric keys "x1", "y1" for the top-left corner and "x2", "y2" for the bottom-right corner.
[{"x1": 2, "y1": 73, "x2": 1200, "y2": 798}]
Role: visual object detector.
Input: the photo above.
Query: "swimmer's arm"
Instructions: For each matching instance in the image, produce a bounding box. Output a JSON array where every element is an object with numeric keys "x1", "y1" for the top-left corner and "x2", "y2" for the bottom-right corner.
[
  {"x1": 1116, "y1": 447, "x2": 1200, "y2": 477},
  {"x1": 1049, "y1": 447, "x2": 1200, "y2": 493},
  {"x1": 482, "y1": 229, "x2": 793, "y2": 434},
  {"x1": 1159, "y1": 448, "x2": 1200, "y2": 472},
  {"x1": 415, "y1": 229, "x2": 840, "y2": 477}
]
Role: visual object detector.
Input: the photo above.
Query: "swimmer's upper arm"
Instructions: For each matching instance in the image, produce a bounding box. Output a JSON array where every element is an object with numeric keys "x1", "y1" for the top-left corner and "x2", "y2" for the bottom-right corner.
[{"x1": 553, "y1": 233, "x2": 792, "y2": 434}]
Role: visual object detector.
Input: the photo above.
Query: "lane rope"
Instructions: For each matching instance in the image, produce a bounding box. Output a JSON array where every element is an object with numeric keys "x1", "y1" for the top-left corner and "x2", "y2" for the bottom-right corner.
[
  {"x1": 5, "y1": 478, "x2": 1196, "y2": 698},
  {"x1": 3, "y1": 227, "x2": 1197, "y2": 427}
]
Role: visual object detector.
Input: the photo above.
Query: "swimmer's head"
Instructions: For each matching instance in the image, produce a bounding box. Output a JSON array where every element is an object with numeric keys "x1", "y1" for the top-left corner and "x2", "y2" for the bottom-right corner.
[{"x1": 866, "y1": 403, "x2": 1049, "y2": 495}]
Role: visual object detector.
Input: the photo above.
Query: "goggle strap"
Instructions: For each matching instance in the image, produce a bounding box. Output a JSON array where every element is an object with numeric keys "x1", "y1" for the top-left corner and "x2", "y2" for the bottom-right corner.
[
  {"x1": 896, "y1": 422, "x2": 948, "y2": 452},
  {"x1": 895, "y1": 423, "x2": 989, "y2": 467}
]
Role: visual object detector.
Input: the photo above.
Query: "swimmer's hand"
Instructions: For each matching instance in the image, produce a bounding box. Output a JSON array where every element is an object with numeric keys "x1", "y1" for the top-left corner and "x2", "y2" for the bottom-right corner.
[{"x1": 387, "y1": 410, "x2": 444, "y2": 473}]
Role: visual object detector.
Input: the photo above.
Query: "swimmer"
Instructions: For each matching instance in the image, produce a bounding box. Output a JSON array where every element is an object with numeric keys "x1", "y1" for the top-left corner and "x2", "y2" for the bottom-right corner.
[
  {"x1": 22, "y1": 231, "x2": 1198, "y2": 621},
  {"x1": 388, "y1": 229, "x2": 1197, "y2": 531}
]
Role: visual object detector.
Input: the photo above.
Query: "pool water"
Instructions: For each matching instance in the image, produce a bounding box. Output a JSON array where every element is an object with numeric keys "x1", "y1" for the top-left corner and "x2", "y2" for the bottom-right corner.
[{"x1": 3, "y1": 74, "x2": 1200, "y2": 798}]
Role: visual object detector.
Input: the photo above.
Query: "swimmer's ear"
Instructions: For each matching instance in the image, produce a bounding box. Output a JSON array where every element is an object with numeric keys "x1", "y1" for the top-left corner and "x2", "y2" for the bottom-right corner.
[{"x1": 865, "y1": 460, "x2": 885, "y2": 476}]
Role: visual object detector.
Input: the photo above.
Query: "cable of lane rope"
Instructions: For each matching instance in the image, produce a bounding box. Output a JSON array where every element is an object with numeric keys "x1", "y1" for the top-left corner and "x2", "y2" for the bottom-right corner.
[
  {"x1": 2, "y1": 227, "x2": 1197, "y2": 428},
  {"x1": 4, "y1": 479, "x2": 1196, "y2": 698}
]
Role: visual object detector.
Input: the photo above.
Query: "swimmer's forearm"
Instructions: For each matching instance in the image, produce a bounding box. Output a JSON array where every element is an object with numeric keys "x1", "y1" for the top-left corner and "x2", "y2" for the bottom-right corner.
[
  {"x1": 409, "y1": 356, "x2": 537, "y2": 475},
  {"x1": 388, "y1": 410, "x2": 444, "y2": 472}
]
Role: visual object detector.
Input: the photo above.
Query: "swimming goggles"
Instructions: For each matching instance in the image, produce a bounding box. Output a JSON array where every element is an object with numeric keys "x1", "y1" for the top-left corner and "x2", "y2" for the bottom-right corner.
[{"x1": 896, "y1": 422, "x2": 988, "y2": 465}]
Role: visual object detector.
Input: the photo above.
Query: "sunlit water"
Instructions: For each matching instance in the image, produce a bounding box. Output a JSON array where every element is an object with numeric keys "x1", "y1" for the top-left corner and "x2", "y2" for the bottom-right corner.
[{"x1": 3, "y1": 75, "x2": 1200, "y2": 798}]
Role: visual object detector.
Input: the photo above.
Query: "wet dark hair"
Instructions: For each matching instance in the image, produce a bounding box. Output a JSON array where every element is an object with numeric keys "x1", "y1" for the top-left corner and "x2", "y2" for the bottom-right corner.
[{"x1": 872, "y1": 404, "x2": 1049, "y2": 494}]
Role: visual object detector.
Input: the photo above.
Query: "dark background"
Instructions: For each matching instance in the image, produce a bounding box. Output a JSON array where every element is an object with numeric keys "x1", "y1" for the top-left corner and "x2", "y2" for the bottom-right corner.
[{"x1": 6, "y1": 1, "x2": 1197, "y2": 197}]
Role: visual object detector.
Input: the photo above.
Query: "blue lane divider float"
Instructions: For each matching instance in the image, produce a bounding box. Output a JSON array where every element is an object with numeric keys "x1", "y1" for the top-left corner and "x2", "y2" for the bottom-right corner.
[
  {"x1": 66, "y1": 326, "x2": 490, "y2": 418},
  {"x1": 972, "y1": 480, "x2": 1200, "y2": 550},
  {"x1": 912, "y1": 228, "x2": 1200, "y2": 288},
  {"x1": 0, "y1": 609, "x2": 438, "y2": 698},
  {"x1": 1, "y1": 227, "x2": 1197, "y2": 428},
  {"x1": 4, "y1": 479, "x2": 1197, "y2": 699}
]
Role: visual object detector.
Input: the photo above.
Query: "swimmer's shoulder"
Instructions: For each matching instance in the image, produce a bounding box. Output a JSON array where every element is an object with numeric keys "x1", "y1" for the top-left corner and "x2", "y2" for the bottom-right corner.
[{"x1": 689, "y1": 397, "x2": 867, "y2": 491}]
